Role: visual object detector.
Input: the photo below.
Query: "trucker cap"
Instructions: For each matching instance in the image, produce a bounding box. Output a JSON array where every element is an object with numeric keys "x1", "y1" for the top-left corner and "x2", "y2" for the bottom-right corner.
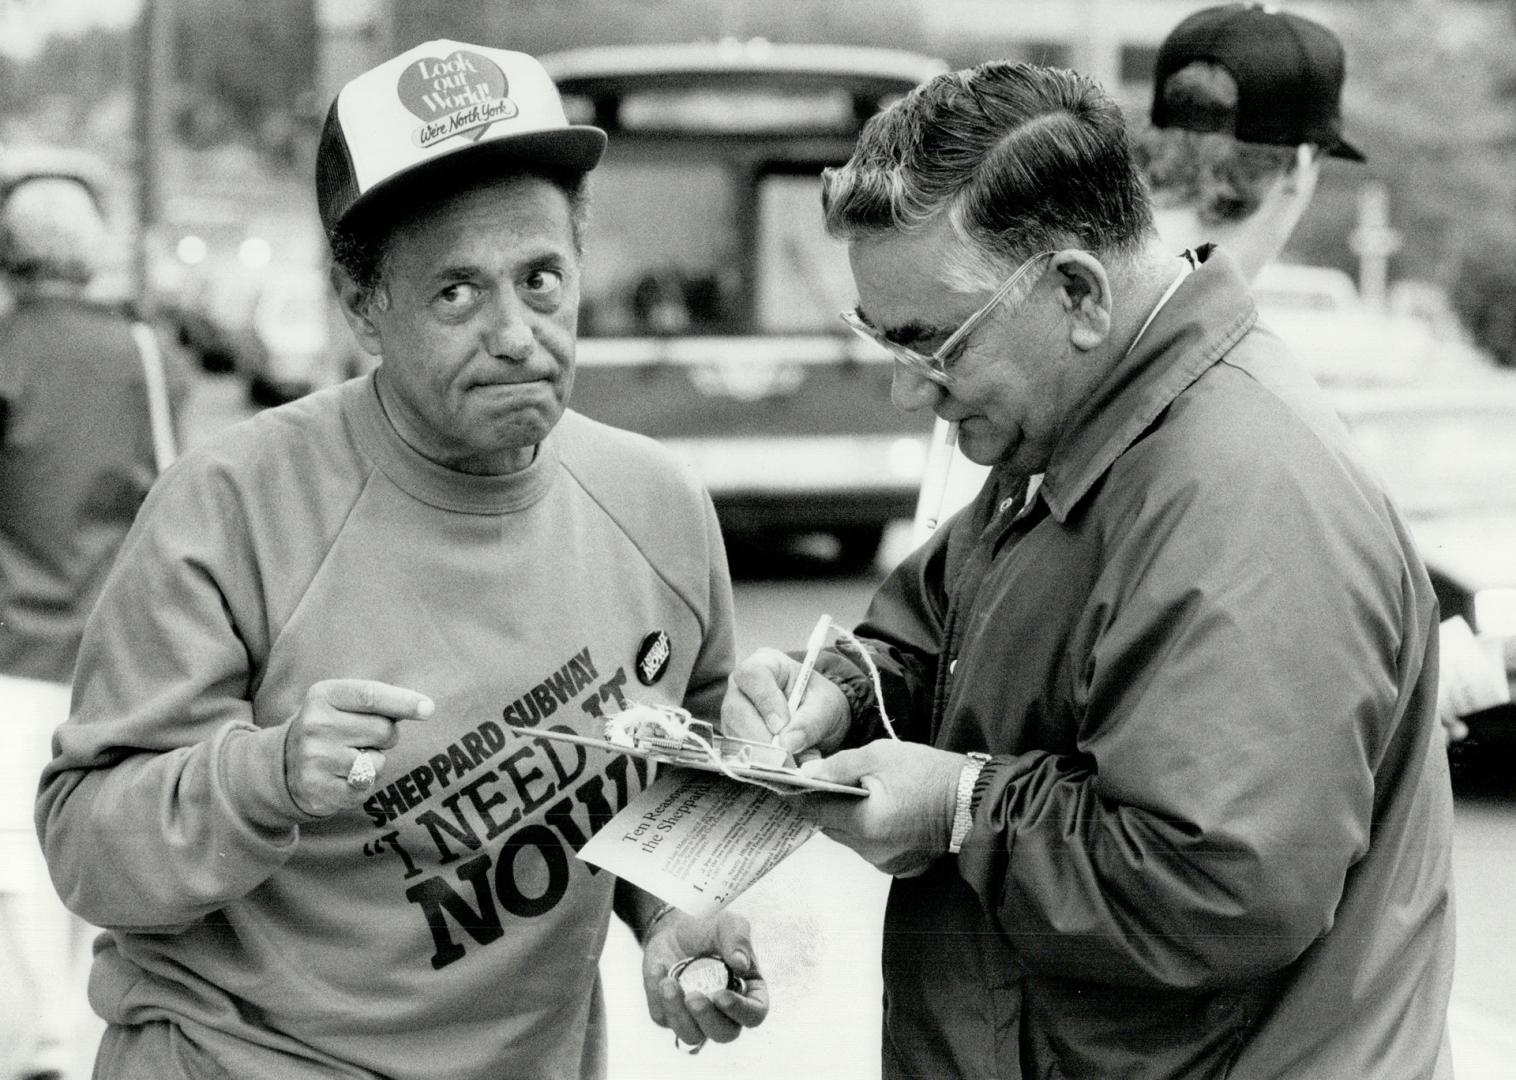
[
  {"x1": 1151, "y1": 4, "x2": 1364, "y2": 162},
  {"x1": 315, "y1": 40, "x2": 607, "y2": 235}
]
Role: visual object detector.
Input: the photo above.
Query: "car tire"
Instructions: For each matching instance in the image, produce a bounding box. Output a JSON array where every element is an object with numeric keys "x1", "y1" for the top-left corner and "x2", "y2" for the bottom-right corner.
[{"x1": 834, "y1": 525, "x2": 884, "y2": 573}]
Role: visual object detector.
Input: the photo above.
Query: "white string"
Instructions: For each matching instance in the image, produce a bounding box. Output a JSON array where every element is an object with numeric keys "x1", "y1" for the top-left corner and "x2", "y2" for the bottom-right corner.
[
  {"x1": 605, "y1": 704, "x2": 792, "y2": 795},
  {"x1": 801, "y1": 619, "x2": 902, "y2": 742},
  {"x1": 604, "y1": 616, "x2": 905, "y2": 795}
]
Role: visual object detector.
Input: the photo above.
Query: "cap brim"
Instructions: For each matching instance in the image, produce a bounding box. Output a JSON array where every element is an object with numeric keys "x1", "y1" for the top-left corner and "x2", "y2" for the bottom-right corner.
[
  {"x1": 1328, "y1": 136, "x2": 1365, "y2": 163},
  {"x1": 335, "y1": 125, "x2": 607, "y2": 233}
]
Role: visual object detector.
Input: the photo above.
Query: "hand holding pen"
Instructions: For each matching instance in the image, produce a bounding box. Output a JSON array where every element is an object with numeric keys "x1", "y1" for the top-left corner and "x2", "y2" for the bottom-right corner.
[
  {"x1": 785, "y1": 613, "x2": 833, "y2": 716},
  {"x1": 720, "y1": 614, "x2": 852, "y2": 762},
  {"x1": 773, "y1": 613, "x2": 834, "y2": 764}
]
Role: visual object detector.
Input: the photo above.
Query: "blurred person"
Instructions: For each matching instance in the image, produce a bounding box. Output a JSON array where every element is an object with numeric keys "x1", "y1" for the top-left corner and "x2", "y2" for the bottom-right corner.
[
  {"x1": 1134, "y1": 2, "x2": 1362, "y2": 284},
  {"x1": 911, "y1": 4, "x2": 1357, "y2": 541},
  {"x1": 0, "y1": 174, "x2": 184, "y2": 1079},
  {"x1": 1135, "y1": 1, "x2": 1511, "y2": 743},
  {"x1": 36, "y1": 42, "x2": 765, "y2": 1080},
  {"x1": 723, "y1": 60, "x2": 1453, "y2": 1079}
]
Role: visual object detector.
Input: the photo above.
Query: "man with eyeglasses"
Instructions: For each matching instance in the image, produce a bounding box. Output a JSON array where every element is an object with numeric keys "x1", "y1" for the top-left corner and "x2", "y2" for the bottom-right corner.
[{"x1": 720, "y1": 60, "x2": 1453, "y2": 1079}]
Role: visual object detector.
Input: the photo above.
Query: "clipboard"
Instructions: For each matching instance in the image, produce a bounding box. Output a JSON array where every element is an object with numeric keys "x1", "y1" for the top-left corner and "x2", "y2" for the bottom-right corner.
[{"x1": 506, "y1": 723, "x2": 867, "y2": 797}]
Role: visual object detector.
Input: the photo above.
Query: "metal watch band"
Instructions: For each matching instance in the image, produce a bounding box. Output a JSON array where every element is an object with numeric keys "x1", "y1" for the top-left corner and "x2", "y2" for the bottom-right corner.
[{"x1": 949, "y1": 752, "x2": 991, "y2": 854}]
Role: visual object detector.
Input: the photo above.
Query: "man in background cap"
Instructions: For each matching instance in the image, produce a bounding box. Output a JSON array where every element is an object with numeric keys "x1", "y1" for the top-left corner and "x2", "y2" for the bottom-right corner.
[
  {"x1": 1136, "y1": 3, "x2": 1513, "y2": 743},
  {"x1": 910, "y1": 5, "x2": 1367, "y2": 540},
  {"x1": 37, "y1": 40, "x2": 765, "y2": 1079},
  {"x1": 1137, "y1": 1, "x2": 1363, "y2": 282}
]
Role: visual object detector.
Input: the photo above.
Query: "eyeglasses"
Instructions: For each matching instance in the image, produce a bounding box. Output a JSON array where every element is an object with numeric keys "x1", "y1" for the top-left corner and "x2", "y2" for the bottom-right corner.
[{"x1": 840, "y1": 250, "x2": 1055, "y2": 387}]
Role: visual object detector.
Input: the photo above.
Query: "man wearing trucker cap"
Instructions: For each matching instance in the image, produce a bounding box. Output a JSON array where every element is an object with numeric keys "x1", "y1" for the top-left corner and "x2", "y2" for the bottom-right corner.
[{"x1": 37, "y1": 41, "x2": 765, "y2": 1079}]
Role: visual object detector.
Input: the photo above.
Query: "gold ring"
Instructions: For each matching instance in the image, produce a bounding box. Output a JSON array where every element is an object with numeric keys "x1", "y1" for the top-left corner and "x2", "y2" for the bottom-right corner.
[{"x1": 347, "y1": 750, "x2": 378, "y2": 790}]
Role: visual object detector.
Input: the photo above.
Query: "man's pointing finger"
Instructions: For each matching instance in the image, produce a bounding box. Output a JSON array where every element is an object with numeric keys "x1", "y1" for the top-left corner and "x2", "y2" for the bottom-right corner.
[{"x1": 311, "y1": 679, "x2": 435, "y2": 721}]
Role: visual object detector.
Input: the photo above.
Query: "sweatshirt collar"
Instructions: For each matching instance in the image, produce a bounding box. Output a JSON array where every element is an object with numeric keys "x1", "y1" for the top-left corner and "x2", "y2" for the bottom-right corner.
[
  {"x1": 1037, "y1": 245, "x2": 1257, "y2": 522},
  {"x1": 342, "y1": 373, "x2": 557, "y2": 515}
]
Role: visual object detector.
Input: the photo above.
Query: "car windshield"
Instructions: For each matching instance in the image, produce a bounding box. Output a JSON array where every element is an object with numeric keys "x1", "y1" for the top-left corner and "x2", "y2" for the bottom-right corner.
[
  {"x1": 578, "y1": 161, "x2": 853, "y2": 338},
  {"x1": 1345, "y1": 406, "x2": 1516, "y2": 516}
]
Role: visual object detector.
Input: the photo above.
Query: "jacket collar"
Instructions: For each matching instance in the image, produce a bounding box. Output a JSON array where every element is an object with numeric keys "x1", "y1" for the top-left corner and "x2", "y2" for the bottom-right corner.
[{"x1": 1036, "y1": 244, "x2": 1258, "y2": 522}]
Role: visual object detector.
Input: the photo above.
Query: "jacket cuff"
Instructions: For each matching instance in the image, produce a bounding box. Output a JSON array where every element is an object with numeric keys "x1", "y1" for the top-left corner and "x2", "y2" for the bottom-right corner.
[
  {"x1": 970, "y1": 758, "x2": 1002, "y2": 816},
  {"x1": 810, "y1": 648, "x2": 884, "y2": 746}
]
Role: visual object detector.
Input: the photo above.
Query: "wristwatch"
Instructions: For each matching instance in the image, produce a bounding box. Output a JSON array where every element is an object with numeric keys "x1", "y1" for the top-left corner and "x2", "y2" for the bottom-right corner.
[{"x1": 948, "y1": 752, "x2": 991, "y2": 854}]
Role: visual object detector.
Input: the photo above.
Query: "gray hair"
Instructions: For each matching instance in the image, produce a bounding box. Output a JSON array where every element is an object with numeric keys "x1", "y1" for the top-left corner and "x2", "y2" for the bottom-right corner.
[
  {"x1": 0, "y1": 176, "x2": 107, "y2": 285},
  {"x1": 821, "y1": 61, "x2": 1155, "y2": 293},
  {"x1": 1134, "y1": 61, "x2": 1300, "y2": 226}
]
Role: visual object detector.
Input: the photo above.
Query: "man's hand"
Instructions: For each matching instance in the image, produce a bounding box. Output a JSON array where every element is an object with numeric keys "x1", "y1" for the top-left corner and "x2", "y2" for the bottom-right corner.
[
  {"x1": 722, "y1": 647, "x2": 850, "y2": 761},
  {"x1": 796, "y1": 740, "x2": 966, "y2": 878},
  {"x1": 641, "y1": 907, "x2": 769, "y2": 1052},
  {"x1": 1436, "y1": 617, "x2": 1514, "y2": 746},
  {"x1": 284, "y1": 679, "x2": 434, "y2": 816}
]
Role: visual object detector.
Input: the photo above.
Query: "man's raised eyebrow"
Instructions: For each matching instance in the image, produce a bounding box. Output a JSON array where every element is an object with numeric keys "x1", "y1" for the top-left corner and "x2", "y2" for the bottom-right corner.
[{"x1": 429, "y1": 263, "x2": 484, "y2": 284}]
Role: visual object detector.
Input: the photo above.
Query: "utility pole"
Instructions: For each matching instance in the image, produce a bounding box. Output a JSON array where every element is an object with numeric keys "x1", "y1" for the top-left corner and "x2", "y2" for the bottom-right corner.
[
  {"x1": 1349, "y1": 181, "x2": 1402, "y2": 313},
  {"x1": 1072, "y1": 0, "x2": 1121, "y2": 98},
  {"x1": 134, "y1": 0, "x2": 174, "y2": 314}
]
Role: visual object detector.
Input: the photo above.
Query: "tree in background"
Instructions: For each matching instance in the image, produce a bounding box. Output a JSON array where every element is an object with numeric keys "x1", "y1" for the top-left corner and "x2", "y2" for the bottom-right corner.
[
  {"x1": 0, "y1": 0, "x2": 318, "y2": 170},
  {"x1": 1, "y1": 0, "x2": 1511, "y2": 361},
  {"x1": 0, "y1": 25, "x2": 133, "y2": 159},
  {"x1": 1336, "y1": 0, "x2": 1516, "y2": 364},
  {"x1": 175, "y1": 0, "x2": 320, "y2": 168}
]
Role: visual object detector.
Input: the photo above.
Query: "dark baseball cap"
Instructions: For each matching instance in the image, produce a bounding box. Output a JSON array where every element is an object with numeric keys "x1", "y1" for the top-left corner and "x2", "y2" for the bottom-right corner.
[
  {"x1": 315, "y1": 40, "x2": 607, "y2": 236},
  {"x1": 1151, "y1": 3, "x2": 1364, "y2": 162}
]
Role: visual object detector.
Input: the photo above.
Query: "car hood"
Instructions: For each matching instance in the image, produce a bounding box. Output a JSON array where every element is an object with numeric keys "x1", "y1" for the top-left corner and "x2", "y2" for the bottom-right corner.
[{"x1": 1406, "y1": 511, "x2": 1516, "y2": 590}]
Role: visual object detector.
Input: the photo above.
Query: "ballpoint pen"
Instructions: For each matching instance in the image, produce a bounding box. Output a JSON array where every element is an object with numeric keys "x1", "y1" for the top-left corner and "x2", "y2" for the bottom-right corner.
[{"x1": 783, "y1": 612, "x2": 833, "y2": 721}]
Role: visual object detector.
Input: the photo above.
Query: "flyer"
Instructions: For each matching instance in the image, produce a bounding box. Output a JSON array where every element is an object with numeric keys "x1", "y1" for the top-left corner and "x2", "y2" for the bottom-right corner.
[{"x1": 578, "y1": 768, "x2": 820, "y2": 917}]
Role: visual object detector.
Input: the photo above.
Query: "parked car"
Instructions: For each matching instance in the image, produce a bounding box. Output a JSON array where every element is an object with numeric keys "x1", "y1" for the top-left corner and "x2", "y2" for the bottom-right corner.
[
  {"x1": 176, "y1": 256, "x2": 366, "y2": 406},
  {"x1": 1253, "y1": 262, "x2": 1436, "y2": 386},
  {"x1": 1333, "y1": 371, "x2": 1516, "y2": 743},
  {"x1": 1334, "y1": 373, "x2": 1516, "y2": 638},
  {"x1": 543, "y1": 40, "x2": 947, "y2": 566}
]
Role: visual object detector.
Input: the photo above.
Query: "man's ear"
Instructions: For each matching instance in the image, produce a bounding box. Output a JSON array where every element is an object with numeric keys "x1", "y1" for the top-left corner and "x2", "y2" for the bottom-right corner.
[
  {"x1": 331, "y1": 263, "x2": 385, "y2": 358},
  {"x1": 1052, "y1": 250, "x2": 1111, "y2": 352}
]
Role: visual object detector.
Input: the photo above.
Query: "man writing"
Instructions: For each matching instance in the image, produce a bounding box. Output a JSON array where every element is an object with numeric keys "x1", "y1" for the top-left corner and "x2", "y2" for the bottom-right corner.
[
  {"x1": 724, "y1": 60, "x2": 1453, "y2": 1078},
  {"x1": 38, "y1": 41, "x2": 765, "y2": 1078}
]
